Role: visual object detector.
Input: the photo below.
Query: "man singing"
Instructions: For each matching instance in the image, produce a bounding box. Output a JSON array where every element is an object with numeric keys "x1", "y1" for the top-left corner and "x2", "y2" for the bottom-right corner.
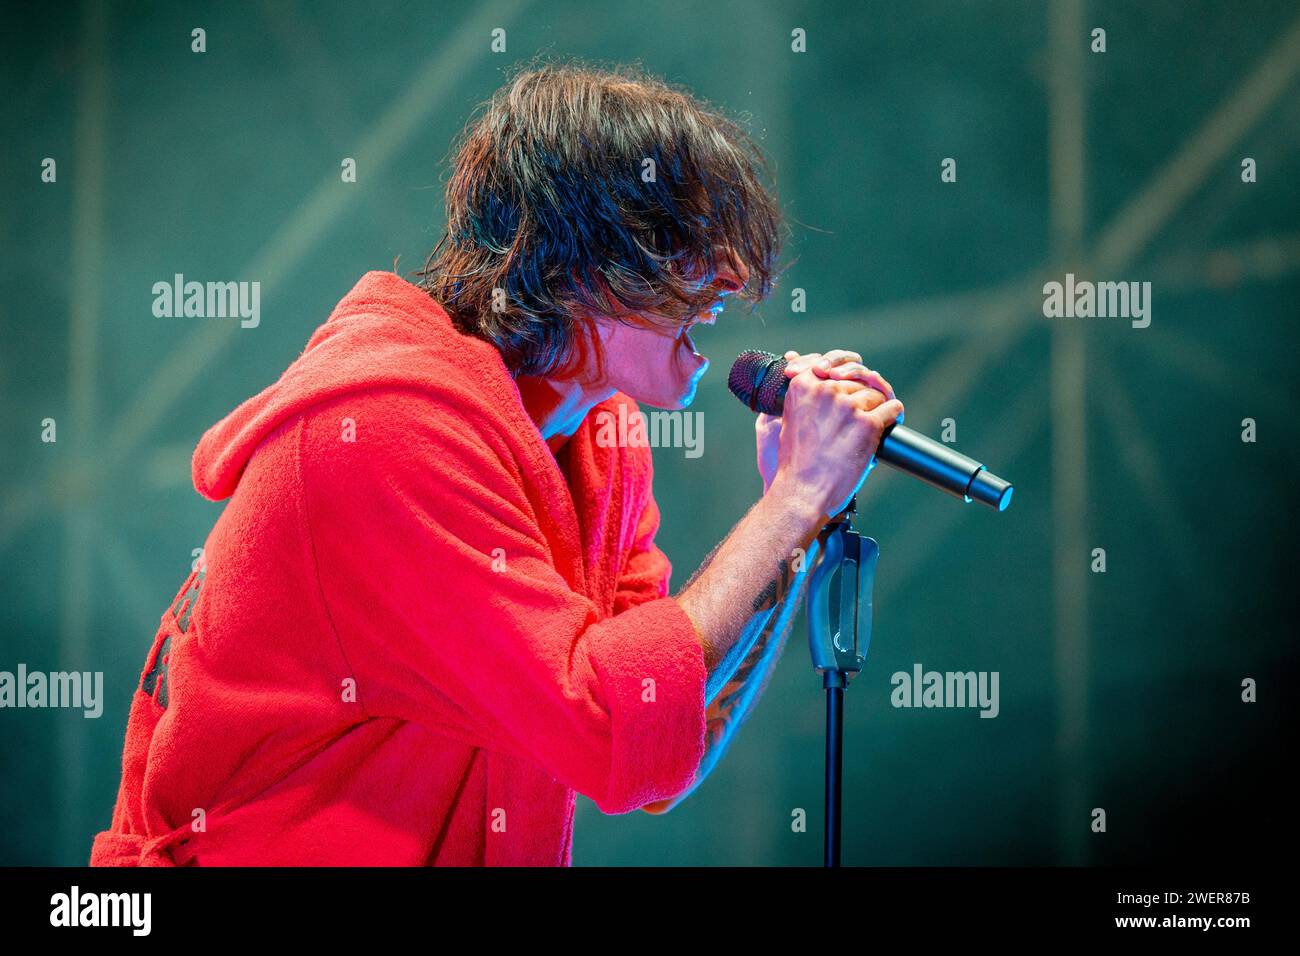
[{"x1": 91, "y1": 63, "x2": 903, "y2": 866}]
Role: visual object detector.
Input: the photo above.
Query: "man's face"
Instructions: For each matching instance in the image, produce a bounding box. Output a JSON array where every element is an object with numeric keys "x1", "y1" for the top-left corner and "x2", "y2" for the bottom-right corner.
[{"x1": 590, "y1": 254, "x2": 748, "y2": 410}]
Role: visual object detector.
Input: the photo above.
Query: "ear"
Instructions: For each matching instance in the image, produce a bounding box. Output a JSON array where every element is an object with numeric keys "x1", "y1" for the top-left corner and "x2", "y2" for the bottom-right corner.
[{"x1": 556, "y1": 311, "x2": 608, "y2": 385}]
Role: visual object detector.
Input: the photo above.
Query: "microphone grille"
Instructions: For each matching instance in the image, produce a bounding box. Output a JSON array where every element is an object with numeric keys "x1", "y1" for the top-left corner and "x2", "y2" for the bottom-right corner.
[{"x1": 728, "y1": 349, "x2": 787, "y2": 415}]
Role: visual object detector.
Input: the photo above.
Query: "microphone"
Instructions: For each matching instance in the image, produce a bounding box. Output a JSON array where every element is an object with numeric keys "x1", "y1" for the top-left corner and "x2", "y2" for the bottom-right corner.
[{"x1": 727, "y1": 349, "x2": 1014, "y2": 512}]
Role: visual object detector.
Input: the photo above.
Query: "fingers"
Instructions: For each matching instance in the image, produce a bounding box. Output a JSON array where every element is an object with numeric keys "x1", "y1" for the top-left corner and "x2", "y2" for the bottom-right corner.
[
  {"x1": 784, "y1": 349, "x2": 863, "y2": 376},
  {"x1": 784, "y1": 365, "x2": 829, "y2": 399},
  {"x1": 806, "y1": 349, "x2": 862, "y2": 373},
  {"x1": 783, "y1": 350, "x2": 888, "y2": 398},
  {"x1": 861, "y1": 398, "x2": 906, "y2": 435},
  {"x1": 825, "y1": 362, "x2": 895, "y2": 401},
  {"x1": 783, "y1": 351, "x2": 821, "y2": 377},
  {"x1": 788, "y1": 363, "x2": 893, "y2": 415},
  {"x1": 824, "y1": 378, "x2": 888, "y2": 412}
]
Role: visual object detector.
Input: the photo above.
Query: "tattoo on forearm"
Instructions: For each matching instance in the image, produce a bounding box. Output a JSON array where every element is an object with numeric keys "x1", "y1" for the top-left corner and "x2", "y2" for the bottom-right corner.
[
  {"x1": 704, "y1": 555, "x2": 802, "y2": 752},
  {"x1": 703, "y1": 612, "x2": 791, "y2": 753},
  {"x1": 751, "y1": 556, "x2": 791, "y2": 614}
]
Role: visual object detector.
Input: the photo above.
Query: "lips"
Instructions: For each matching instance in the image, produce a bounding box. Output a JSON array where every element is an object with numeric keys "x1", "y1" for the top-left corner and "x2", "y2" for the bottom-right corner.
[
  {"x1": 673, "y1": 297, "x2": 727, "y2": 374},
  {"x1": 681, "y1": 303, "x2": 722, "y2": 355}
]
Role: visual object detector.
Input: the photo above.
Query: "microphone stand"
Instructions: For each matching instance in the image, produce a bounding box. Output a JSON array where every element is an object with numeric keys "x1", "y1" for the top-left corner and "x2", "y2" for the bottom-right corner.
[{"x1": 806, "y1": 496, "x2": 879, "y2": 867}]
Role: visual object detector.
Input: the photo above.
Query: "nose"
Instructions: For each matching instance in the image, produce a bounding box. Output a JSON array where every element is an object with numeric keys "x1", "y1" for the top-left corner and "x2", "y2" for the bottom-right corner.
[{"x1": 712, "y1": 250, "x2": 749, "y2": 295}]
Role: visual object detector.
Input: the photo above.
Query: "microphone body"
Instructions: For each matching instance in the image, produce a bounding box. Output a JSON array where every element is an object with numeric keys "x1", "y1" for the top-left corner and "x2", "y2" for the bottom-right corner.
[{"x1": 727, "y1": 350, "x2": 1013, "y2": 511}]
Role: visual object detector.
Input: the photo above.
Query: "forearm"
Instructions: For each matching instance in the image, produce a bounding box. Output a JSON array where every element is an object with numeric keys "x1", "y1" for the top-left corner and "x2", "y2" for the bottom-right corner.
[
  {"x1": 642, "y1": 494, "x2": 816, "y2": 816},
  {"x1": 643, "y1": 542, "x2": 814, "y2": 813},
  {"x1": 676, "y1": 477, "x2": 823, "y2": 701},
  {"x1": 698, "y1": 475, "x2": 813, "y2": 709},
  {"x1": 706, "y1": 546, "x2": 811, "y2": 731}
]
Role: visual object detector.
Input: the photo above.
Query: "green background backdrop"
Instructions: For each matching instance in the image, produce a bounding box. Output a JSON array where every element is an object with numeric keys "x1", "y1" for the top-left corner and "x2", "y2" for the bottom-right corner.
[{"x1": 2, "y1": 0, "x2": 1296, "y2": 866}]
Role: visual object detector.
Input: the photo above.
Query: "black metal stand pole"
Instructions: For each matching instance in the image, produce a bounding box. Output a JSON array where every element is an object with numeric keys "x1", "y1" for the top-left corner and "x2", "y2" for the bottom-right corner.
[{"x1": 824, "y1": 669, "x2": 846, "y2": 867}]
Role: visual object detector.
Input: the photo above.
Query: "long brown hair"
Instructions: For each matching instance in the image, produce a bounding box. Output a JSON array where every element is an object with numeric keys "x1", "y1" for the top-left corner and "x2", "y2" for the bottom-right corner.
[{"x1": 416, "y1": 61, "x2": 784, "y2": 377}]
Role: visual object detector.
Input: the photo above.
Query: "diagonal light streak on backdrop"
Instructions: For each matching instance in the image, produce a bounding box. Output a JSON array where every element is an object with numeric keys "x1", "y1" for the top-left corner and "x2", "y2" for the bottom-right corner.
[
  {"x1": 699, "y1": 228, "x2": 1300, "y2": 365},
  {"x1": 885, "y1": 9, "x2": 1300, "y2": 439},
  {"x1": 702, "y1": 270, "x2": 1046, "y2": 357},
  {"x1": 874, "y1": 369, "x2": 1049, "y2": 607},
  {"x1": 0, "y1": 0, "x2": 534, "y2": 553},
  {"x1": 257, "y1": 0, "x2": 399, "y2": 244},
  {"x1": 1088, "y1": 14, "x2": 1300, "y2": 276},
  {"x1": 1149, "y1": 232, "x2": 1300, "y2": 290},
  {"x1": 1136, "y1": 331, "x2": 1300, "y2": 453},
  {"x1": 95, "y1": 527, "x2": 169, "y2": 633},
  {"x1": 1091, "y1": 358, "x2": 1208, "y2": 600},
  {"x1": 95, "y1": 0, "x2": 533, "y2": 479}
]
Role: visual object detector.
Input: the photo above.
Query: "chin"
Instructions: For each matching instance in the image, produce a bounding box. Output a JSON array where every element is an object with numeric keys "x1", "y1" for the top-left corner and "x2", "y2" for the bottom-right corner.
[
  {"x1": 669, "y1": 380, "x2": 703, "y2": 410},
  {"x1": 653, "y1": 371, "x2": 706, "y2": 410},
  {"x1": 636, "y1": 391, "x2": 690, "y2": 411},
  {"x1": 624, "y1": 377, "x2": 697, "y2": 410}
]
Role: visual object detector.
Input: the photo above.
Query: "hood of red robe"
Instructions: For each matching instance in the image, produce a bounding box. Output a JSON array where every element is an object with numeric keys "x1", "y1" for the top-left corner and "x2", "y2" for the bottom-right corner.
[{"x1": 194, "y1": 271, "x2": 514, "y2": 502}]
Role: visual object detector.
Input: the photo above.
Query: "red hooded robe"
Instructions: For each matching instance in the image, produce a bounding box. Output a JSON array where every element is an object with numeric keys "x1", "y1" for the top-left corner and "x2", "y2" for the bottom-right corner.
[{"x1": 89, "y1": 270, "x2": 708, "y2": 866}]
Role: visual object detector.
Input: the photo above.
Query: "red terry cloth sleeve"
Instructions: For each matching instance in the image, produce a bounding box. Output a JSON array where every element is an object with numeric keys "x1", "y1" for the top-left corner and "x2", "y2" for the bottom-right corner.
[
  {"x1": 613, "y1": 492, "x2": 676, "y2": 615},
  {"x1": 302, "y1": 388, "x2": 708, "y2": 816}
]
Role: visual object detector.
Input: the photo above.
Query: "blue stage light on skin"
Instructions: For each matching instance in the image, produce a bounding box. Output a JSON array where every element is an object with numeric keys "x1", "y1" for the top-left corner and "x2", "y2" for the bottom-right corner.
[{"x1": 679, "y1": 355, "x2": 710, "y2": 407}]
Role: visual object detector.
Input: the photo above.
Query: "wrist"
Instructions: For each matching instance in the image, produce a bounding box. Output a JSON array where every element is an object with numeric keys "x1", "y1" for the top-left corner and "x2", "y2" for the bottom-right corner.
[{"x1": 764, "y1": 473, "x2": 829, "y2": 532}]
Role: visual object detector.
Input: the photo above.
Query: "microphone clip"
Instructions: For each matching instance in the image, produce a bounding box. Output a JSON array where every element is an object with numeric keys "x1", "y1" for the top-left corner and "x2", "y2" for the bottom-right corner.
[{"x1": 807, "y1": 502, "x2": 878, "y2": 681}]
